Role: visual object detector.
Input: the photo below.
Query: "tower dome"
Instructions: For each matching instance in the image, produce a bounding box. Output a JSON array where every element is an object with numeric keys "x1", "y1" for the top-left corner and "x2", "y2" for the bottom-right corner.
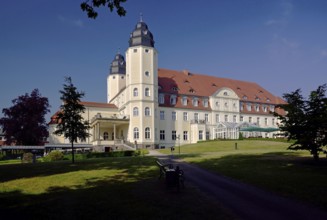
[
  {"x1": 129, "y1": 21, "x2": 155, "y2": 47},
  {"x1": 109, "y1": 53, "x2": 126, "y2": 75}
]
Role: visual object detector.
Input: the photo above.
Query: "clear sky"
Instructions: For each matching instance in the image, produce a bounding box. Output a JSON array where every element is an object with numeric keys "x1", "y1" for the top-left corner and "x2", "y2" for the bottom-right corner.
[{"x1": 1, "y1": 0, "x2": 327, "y2": 119}]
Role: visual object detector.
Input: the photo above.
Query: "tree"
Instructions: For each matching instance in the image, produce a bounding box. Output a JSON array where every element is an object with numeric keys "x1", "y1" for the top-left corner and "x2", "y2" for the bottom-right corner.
[
  {"x1": 0, "y1": 89, "x2": 50, "y2": 145},
  {"x1": 274, "y1": 84, "x2": 327, "y2": 160},
  {"x1": 54, "y1": 77, "x2": 90, "y2": 163},
  {"x1": 81, "y1": 0, "x2": 127, "y2": 19}
]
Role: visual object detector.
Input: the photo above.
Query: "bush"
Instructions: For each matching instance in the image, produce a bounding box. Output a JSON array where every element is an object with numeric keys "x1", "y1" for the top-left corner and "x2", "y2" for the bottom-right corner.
[
  {"x1": 22, "y1": 152, "x2": 34, "y2": 163},
  {"x1": 46, "y1": 150, "x2": 64, "y2": 161},
  {"x1": 0, "y1": 152, "x2": 5, "y2": 160}
]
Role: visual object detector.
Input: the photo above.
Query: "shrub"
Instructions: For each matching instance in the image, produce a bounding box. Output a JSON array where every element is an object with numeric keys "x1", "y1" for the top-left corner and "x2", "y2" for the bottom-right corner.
[
  {"x1": 46, "y1": 150, "x2": 64, "y2": 161},
  {"x1": 22, "y1": 152, "x2": 34, "y2": 163}
]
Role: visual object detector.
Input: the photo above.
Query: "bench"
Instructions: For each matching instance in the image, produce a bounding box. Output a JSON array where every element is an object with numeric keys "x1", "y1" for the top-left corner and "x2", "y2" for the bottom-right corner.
[
  {"x1": 156, "y1": 160, "x2": 173, "y2": 180},
  {"x1": 156, "y1": 160, "x2": 185, "y2": 190}
]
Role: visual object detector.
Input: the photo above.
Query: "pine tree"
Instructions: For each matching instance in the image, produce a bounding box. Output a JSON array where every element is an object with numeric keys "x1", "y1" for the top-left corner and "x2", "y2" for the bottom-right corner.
[{"x1": 54, "y1": 77, "x2": 90, "y2": 163}]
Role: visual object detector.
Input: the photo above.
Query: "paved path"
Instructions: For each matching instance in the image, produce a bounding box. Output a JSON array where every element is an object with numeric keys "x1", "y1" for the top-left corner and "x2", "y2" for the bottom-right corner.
[{"x1": 148, "y1": 150, "x2": 327, "y2": 220}]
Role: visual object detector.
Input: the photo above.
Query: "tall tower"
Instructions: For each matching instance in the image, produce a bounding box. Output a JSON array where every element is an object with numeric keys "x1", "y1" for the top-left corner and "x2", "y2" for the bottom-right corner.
[
  {"x1": 107, "y1": 53, "x2": 126, "y2": 103},
  {"x1": 125, "y1": 19, "x2": 158, "y2": 147}
]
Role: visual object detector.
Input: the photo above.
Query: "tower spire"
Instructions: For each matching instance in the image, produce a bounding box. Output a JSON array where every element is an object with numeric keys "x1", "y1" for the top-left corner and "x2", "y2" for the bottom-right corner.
[{"x1": 140, "y1": 12, "x2": 143, "y2": 22}]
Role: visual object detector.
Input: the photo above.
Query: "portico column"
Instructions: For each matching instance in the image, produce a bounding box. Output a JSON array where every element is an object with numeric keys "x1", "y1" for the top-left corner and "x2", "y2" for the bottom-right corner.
[
  {"x1": 97, "y1": 122, "x2": 100, "y2": 140},
  {"x1": 113, "y1": 124, "x2": 116, "y2": 141}
]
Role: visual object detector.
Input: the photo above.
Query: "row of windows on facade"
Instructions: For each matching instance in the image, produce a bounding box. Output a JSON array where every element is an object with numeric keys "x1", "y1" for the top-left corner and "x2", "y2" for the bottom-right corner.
[
  {"x1": 132, "y1": 108, "x2": 276, "y2": 125},
  {"x1": 131, "y1": 128, "x2": 192, "y2": 141}
]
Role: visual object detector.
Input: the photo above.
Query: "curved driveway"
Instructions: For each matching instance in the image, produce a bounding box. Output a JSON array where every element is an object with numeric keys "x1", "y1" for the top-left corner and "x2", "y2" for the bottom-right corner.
[{"x1": 149, "y1": 150, "x2": 327, "y2": 220}]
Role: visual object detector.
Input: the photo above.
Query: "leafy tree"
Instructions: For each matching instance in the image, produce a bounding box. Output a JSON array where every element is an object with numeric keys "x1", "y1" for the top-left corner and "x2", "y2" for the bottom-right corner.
[
  {"x1": 0, "y1": 89, "x2": 50, "y2": 145},
  {"x1": 54, "y1": 77, "x2": 90, "y2": 163},
  {"x1": 274, "y1": 84, "x2": 327, "y2": 160},
  {"x1": 81, "y1": 0, "x2": 127, "y2": 19}
]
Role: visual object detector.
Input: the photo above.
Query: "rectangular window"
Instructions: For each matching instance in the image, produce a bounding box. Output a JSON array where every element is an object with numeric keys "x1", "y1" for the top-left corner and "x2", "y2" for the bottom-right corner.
[
  {"x1": 172, "y1": 130, "x2": 177, "y2": 140},
  {"x1": 233, "y1": 115, "x2": 237, "y2": 122},
  {"x1": 160, "y1": 111, "x2": 165, "y2": 120},
  {"x1": 160, "y1": 130, "x2": 165, "y2": 140},
  {"x1": 249, "y1": 117, "x2": 252, "y2": 123},
  {"x1": 224, "y1": 115, "x2": 228, "y2": 122},
  {"x1": 205, "y1": 113, "x2": 209, "y2": 122},
  {"x1": 265, "y1": 118, "x2": 268, "y2": 126},
  {"x1": 183, "y1": 131, "x2": 188, "y2": 140},
  {"x1": 240, "y1": 115, "x2": 244, "y2": 122},
  {"x1": 199, "y1": 130, "x2": 203, "y2": 140},
  {"x1": 172, "y1": 112, "x2": 177, "y2": 121},
  {"x1": 183, "y1": 112, "x2": 188, "y2": 121},
  {"x1": 272, "y1": 118, "x2": 275, "y2": 125},
  {"x1": 215, "y1": 114, "x2": 219, "y2": 123},
  {"x1": 206, "y1": 131, "x2": 210, "y2": 140},
  {"x1": 257, "y1": 117, "x2": 260, "y2": 125},
  {"x1": 194, "y1": 113, "x2": 199, "y2": 121}
]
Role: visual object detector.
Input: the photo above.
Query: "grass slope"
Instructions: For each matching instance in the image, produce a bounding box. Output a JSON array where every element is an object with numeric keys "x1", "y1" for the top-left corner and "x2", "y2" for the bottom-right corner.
[{"x1": 160, "y1": 140, "x2": 327, "y2": 210}]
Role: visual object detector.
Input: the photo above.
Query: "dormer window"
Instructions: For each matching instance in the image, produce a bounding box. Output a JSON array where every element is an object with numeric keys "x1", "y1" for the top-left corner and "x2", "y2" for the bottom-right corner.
[
  {"x1": 270, "y1": 105, "x2": 275, "y2": 112},
  {"x1": 266, "y1": 98, "x2": 271, "y2": 102},
  {"x1": 158, "y1": 85, "x2": 162, "y2": 90},
  {"x1": 263, "y1": 105, "x2": 268, "y2": 112},
  {"x1": 184, "y1": 80, "x2": 189, "y2": 83},
  {"x1": 182, "y1": 96, "x2": 188, "y2": 106},
  {"x1": 255, "y1": 96, "x2": 260, "y2": 101},
  {"x1": 243, "y1": 95, "x2": 247, "y2": 100},
  {"x1": 193, "y1": 97, "x2": 198, "y2": 107},
  {"x1": 189, "y1": 88, "x2": 195, "y2": 93},
  {"x1": 159, "y1": 94, "x2": 164, "y2": 104},
  {"x1": 203, "y1": 99, "x2": 209, "y2": 107},
  {"x1": 170, "y1": 95, "x2": 177, "y2": 105},
  {"x1": 246, "y1": 103, "x2": 252, "y2": 111},
  {"x1": 172, "y1": 87, "x2": 178, "y2": 91},
  {"x1": 255, "y1": 104, "x2": 260, "y2": 112},
  {"x1": 212, "y1": 83, "x2": 217, "y2": 87}
]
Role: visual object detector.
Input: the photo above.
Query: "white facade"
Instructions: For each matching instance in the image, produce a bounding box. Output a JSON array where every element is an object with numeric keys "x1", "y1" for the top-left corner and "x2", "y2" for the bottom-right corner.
[{"x1": 48, "y1": 20, "x2": 283, "y2": 150}]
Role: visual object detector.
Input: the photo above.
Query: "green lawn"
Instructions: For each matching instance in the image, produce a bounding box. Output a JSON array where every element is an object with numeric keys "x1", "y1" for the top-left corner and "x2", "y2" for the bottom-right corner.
[
  {"x1": 0, "y1": 156, "x2": 235, "y2": 220},
  {"x1": 160, "y1": 139, "x2": 327, "y2": 210}
]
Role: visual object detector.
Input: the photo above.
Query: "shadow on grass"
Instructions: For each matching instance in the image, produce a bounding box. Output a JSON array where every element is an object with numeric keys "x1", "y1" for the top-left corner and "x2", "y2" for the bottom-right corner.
[{"x1": 0, "y1": 157, "x2": 235, "y2": 220}]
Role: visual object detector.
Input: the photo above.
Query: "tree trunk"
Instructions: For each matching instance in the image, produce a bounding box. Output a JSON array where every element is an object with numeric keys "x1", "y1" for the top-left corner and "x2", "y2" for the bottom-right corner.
[
  {"x1": 71, "y1": 141, "x2": 75, "y2": 164},
  {"x1": 312, "y1": 148, "x2": 319, "y2": 161}
]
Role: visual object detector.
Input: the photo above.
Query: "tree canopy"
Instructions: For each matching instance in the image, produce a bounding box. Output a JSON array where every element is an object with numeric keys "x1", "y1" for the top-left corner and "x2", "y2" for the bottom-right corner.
[
  {"x1": 274, "y1": 84, "x2": 327, "y2": 160},
  {"x1": 0, "y1": 89, "x2": 50, "y2": 145},
  {"x1": 54, "y1": 77, "x2": 90, "y2": 163},
  {"x1": 81, "y1": 0, "x2": 127, "y2": 19}
]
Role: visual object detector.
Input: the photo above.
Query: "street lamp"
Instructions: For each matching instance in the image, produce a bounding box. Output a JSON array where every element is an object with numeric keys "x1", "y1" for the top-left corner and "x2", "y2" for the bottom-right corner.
[{"x1": 177, "y1": 134, "x2": 180, "y2": 155}]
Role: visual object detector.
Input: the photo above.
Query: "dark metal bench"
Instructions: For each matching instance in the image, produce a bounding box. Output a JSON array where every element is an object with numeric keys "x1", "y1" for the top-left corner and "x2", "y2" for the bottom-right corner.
[{"x1": 156, "y1": 160, "x2": 185, "y2": 190}]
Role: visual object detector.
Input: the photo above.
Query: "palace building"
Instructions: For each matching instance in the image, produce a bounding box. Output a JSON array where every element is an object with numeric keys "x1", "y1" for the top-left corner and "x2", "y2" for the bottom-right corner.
[{"x1": 48, "y1": 19, "x2": 284, "y2": 150}]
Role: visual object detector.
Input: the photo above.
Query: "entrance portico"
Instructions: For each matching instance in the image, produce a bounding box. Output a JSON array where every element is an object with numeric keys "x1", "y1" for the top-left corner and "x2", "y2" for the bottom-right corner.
[{"x1": 90, "y1": 113, "x2": 130, "y2": 147}]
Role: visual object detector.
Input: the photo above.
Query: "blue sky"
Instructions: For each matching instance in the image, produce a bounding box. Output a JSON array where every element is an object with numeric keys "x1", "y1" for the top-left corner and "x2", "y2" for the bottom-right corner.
[{"x1": 1, "y1": 0, "x2": 327, "y2": 119}]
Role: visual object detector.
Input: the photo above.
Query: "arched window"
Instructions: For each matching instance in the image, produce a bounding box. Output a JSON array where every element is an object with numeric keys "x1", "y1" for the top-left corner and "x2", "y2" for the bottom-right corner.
[
  {"x1": 133, "y1": 88, "x2": 138, "y2": 97},
  {"x1": 145, "y1": 107, "x2": 150, "y2": 116},
  {"x1": 103, "y1": 132, "x2": 109, "y2": 140},
  {"x1": 133, "y1": 127, "x2": 139, "y2": 139},
  {"x1": 133, "y1": 107, "x2": 139, "y2": 116},
  {"x1": 145, "y1": 127, "x2": 150, "y2": 139},
  {"x1": 145, "y1": 88, "x2": 150, "y2": 97}
]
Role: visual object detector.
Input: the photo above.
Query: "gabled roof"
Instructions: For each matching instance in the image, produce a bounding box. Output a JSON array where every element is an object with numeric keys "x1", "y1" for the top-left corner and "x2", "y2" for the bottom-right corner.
[{"x1": 158, "y1": 68, "x2": 282, "y2": 105}]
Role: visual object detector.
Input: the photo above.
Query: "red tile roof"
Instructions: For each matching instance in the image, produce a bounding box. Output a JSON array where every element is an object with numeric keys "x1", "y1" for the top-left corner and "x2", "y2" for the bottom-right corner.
[{"x1": 158, "y1": 68, "x2": 286, "y2": 114}]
